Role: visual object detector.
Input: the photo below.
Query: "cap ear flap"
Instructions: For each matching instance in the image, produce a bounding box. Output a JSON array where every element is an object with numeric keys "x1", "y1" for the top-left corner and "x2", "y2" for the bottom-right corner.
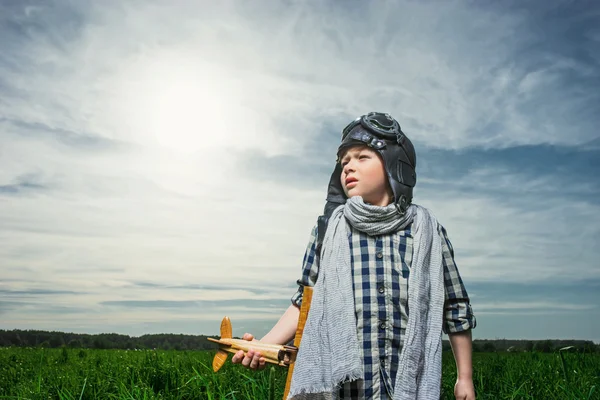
[
  {"x1": 397, "y1": 160, "x2": 417, "y2": 187},
  {"x1": 326, "y1": 162, "x2": 347, "y2": 204}
]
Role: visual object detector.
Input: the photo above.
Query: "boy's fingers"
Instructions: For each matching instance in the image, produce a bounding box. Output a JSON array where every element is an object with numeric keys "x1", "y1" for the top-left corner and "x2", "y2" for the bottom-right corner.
[
  {"x1": 250, "y1": 357, "x2": 258, "y2": 369},
  {"x1": 250, "y1": 352, "x2": 262, "y2": 369},
  {"x1": 232, "y1": 348, "x2": 263, "y2": 370},
  {"x1": 241, "y1": 354, "x2": 251, "y2": 367},
  {"x1": 241, "y1": 349, "x2": 255, "y2": 368},
  {"x1": 243, "y1": 333, "x2": 254, "y2": 341},
  {"x1": 231, "y1": 350, "x2": 244, "y2": 364}
]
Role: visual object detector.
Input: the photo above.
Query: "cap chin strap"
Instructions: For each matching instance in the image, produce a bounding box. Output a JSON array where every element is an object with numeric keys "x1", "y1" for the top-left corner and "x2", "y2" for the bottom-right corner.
[{"x1": 394, "y1": 194, "x2": 409, "y2": 215}]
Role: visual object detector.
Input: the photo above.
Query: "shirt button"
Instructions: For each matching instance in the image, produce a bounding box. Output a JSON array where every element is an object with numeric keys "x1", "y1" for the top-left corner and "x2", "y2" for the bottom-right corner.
[
  {"x1": 376, "y1": 252, "x2": 383, "y2": 259},
  {"x1": 378, "y1": 286, "x2": 385, "y2": 294},
  {"x1": 379, "y1": 322, "x2": 386, "y2": 330}
]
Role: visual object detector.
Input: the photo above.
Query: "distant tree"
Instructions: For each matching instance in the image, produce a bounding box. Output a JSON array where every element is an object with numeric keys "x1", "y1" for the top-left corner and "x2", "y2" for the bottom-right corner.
[
  {"x1": 580, "y1": 342, "x2": 597, "y2": 353},
  {"x1": 175, "y1": 341, "x2": 188, "y2": 351},
  {"x1": 93, "y1": 338, "x2": 108, "y2": 349},
  {"x1": 14, "y1": 332, "x2": 23, "y2": 346},
  {"x1": 49, "y1": 335, "x2": 64, "y2": 348},
  {"x1": 482, "y1": 342, "x2": 496, "y2": 352},
  {"x1": 525, "y1": 341, "x2": 534, "y2": 352},
  {"x1": 535, "y1": 340, "x2": 554, "y2": 353}
]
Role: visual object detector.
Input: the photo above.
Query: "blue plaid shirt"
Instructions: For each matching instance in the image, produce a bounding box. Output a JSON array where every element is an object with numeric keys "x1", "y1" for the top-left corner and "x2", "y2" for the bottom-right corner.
[{"x1": 291, "y1": 220, "x2": 476, "y2": 399}]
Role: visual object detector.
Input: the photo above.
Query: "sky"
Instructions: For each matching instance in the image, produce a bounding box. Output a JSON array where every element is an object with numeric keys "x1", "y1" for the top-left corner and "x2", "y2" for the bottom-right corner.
[{"x1": 1, "y1": 0, "x2": 599, "y2": 344}]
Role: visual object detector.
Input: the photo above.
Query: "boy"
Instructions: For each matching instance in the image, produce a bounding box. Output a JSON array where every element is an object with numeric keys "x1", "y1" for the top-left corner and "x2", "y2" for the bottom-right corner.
[{"x1": 232, "y1": 112, "x2": 476, "y2": 400}]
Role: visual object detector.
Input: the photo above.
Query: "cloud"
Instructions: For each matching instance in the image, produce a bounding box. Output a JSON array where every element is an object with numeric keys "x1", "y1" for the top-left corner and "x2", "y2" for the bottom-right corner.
[
  {"x1": 100, "y1": 298, "x2": 289, "y2": 309},
  {"x1": 241, "y1": 143, "x2": 600, "y2": 284},
  {"x1": 1, "y1": 288, "x2": 82, "y2": 296},
  {"x1": 418, "y1": 186, "x2": 600, "y2": 283},
  {"x1": 2, "y1": 1, "x2": 599, "y2": 152},
  {"x1": 0, "y1": 176, "x2": 47, "y2": 195},
  {"x1": 0, "y1": 0, "x2": 598, "y2": 342}
]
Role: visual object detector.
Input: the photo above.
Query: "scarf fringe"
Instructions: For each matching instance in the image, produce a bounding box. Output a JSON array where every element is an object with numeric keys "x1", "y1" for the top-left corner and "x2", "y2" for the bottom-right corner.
[{"x1": 288, "y1": 370, "x2": 363, "y2": 399}]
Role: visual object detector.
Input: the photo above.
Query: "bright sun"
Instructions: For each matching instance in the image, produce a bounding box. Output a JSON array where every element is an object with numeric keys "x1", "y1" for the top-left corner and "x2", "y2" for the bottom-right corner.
[{"x1": 113, "y1": 51, "x2": 262, "y2": 155}]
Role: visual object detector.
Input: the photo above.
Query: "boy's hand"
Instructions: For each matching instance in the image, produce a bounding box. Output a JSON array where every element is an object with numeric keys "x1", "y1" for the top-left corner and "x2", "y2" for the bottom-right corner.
[
  {"x1": 230, "y1": 333, "x2": 266, "y2": 370},
  {"x1": 454, "y1": 377, "x2": 475, "y2": 400}
]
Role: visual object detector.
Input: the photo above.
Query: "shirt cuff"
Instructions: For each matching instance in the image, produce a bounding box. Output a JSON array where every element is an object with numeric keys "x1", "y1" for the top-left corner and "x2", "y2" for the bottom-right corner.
[
  {"x1": 443, "y1": 301, "x2": 477, "y2": 334},
  {"x1": 291, "y1": 283, "x2": 305, "y2": 308}
]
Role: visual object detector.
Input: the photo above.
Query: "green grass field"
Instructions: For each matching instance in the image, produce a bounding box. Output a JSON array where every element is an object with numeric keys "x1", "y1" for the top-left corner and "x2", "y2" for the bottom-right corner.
[{"x1": 0, "y1": 347, "x2": 598, "y2": 399}]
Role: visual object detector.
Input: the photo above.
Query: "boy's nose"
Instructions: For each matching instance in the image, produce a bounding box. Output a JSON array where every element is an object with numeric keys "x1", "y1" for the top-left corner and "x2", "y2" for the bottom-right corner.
[{"x1": 343, "y1": 161, "x2": 355, "y2": 174}]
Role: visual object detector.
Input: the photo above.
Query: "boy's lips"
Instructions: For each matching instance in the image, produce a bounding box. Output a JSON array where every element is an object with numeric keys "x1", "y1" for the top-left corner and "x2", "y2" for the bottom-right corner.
[{"x1": 345, "y1": 177, "x2": 358, "y2": 187}]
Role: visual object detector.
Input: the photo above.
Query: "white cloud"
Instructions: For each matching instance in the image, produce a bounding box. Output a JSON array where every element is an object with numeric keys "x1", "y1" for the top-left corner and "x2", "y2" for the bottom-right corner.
[
  {"x1": 1, "y1": 1, "x2": 599, "y2": 340},
  {"x1": 475, "y1": 301, "x2": 596, "y2": 312},
  {"x1": 3, "y1": 1, "x2": 598, "y2": 153},
  {"x1": 418, "y1": 186, "x2": 600, "y2": 283}
]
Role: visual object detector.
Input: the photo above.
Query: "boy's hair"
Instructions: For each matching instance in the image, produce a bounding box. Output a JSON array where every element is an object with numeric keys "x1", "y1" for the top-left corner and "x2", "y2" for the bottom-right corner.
[
  {"x1": 337, "y1": 143, "x2": 377, "y2": 161},
  {"x1": 316, "y1": 112, "x2": 417, "y2": 257}
]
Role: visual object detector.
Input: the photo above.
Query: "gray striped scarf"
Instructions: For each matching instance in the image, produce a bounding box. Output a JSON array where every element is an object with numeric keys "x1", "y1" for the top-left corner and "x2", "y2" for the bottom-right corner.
[{"x1": 288, "y1": 196, "x2": 444, "y2": 399}]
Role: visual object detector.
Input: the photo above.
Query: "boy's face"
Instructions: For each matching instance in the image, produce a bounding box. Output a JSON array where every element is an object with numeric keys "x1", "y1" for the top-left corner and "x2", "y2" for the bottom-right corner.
[{"x1": 339, "y1": 145, "x2": 393, "y2": 206}]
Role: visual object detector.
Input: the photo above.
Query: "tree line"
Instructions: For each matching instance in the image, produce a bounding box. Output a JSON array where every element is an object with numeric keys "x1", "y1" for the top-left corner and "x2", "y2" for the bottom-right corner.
[
  {"x1": 0, "y1": 329, "x2": 219, "y2": 351},
  {"x1": 469, "y1": 338, "x2": 598, "y2": 353},
  {"x1": 0, "y1": 329, "x2": 597, "y2": 353}
]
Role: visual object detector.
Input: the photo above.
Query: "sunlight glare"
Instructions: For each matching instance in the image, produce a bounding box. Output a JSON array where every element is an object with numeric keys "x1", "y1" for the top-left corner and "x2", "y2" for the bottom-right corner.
[{"x1": 114, "y1": 52, "x2": 263, "y2": 155}]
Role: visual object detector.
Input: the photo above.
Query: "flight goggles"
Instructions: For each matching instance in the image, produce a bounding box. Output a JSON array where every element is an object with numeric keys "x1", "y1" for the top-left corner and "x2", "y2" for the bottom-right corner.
[{"x1": 341, "y1": 112, "x2": 404, "y2": 146}]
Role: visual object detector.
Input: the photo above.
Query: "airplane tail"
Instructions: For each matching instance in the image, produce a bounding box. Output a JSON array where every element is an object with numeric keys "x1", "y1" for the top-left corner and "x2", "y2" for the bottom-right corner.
[
  {"x1": 212, "y1": 317, "x2": 233, "y2": 372},
  {"x1": 220, "y1": 316, "x2": 232, "y2": 339},
  {"x1": 212, "y1": 349, "x2": 229, "y2": 372}
]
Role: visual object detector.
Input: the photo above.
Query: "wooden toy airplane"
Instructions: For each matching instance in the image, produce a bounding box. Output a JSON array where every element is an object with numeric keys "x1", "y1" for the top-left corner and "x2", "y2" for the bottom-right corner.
[
  {"x1": 208, "y1": 287, "x2": 313, "y2": 399},
  {"x1": 207, "y1": 316, "x2": 298, "y2": 372}
]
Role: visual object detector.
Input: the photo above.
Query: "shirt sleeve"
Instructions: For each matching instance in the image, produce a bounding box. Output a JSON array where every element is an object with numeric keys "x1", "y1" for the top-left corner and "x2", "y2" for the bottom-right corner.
[
  {"x1": 291, "y1": 223, "x2": 319, "y2": 308},
  {"x1": 438, "y1": 223, "x2": 477, "y2": 334}
]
